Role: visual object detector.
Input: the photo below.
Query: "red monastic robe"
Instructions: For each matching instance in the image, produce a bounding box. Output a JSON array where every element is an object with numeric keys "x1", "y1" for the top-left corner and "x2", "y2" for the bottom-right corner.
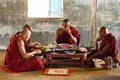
[
  {"x1": 4, "y1": 32, "x2": 44, "y2": 72},
  {"x1": 94, "y1": 33, "x2": 120, "y2": 63},
  {"x1": 56, "y1": 26, "x2": 80, "y2": 45}
]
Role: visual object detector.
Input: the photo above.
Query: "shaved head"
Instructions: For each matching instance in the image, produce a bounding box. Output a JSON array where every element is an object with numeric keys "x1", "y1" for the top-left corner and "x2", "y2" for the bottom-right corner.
[
  {"x1": 99, "y1": 26, "x2": 108, "y2": 34},
  {"x1": 99, "y1": 26, "x2": 108, "y2": 38},
  {"x1": 23, "y1": 24, "x2": 32, "y2": 31}
]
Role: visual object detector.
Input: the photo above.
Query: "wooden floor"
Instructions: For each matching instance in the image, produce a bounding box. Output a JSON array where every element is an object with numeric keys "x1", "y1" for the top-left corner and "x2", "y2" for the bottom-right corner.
[{"x1": 0, "y1": 50, "x2": 120, "y2": 80}]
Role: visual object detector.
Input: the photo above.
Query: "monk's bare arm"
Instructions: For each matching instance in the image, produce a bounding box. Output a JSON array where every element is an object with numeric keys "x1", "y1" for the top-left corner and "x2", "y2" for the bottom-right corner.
[
  {"x1": 69, "y1": 33, "x2": 77, "y2": 44},
  {"x1": 56, "y1": 27, "x2": 77, "y2": 44},
  {"x1": 17, "y1": 38, "x2": 41, "y2": 58},
  {"x1": 56, "y1": 28, "x2": 64, "y2": 42},
  {"x1": 66, "y1": 28, "x2": 77, "y2": 44},
  {"x1": 93, "y1": 43, "x2": 111, "y2": 57},
  {"x1": 87, "y1": 43, "x2": 110, "y2": 60}
]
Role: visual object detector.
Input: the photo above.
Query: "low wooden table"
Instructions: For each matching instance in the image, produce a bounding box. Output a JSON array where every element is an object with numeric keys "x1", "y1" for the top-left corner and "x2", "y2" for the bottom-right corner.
[{"x1": 45, "y1": 52, "x2": 89, "y2": 67}]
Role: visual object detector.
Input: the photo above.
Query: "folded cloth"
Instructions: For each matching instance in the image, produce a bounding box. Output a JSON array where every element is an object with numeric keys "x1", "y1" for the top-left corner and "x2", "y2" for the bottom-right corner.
[{"x1": 0, "y1": 66, "x2": 16, "y2": 74}]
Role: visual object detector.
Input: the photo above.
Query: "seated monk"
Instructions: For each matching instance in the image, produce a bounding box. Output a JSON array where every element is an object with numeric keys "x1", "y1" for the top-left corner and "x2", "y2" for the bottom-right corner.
[
  {"x1": 4, "y1": 24, "x2": 44, "y2": 72},
  {"x1": 86, "y1": 26, "x2": 120, "y2": 66},
  {"x1": 56, "y1": 18, "x2": 81, "y2": 46}
]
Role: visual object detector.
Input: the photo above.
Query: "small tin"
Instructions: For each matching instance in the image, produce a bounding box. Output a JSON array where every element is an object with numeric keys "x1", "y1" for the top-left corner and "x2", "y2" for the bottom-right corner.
[{"x1": 104, "y1": 56, "x2": 113, "y2": 70}]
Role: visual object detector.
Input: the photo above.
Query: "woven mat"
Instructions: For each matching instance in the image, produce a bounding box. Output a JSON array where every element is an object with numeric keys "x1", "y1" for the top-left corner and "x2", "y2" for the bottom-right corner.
[{"x1": 84, "y1": 75, "x2": 120, "y2": 80}]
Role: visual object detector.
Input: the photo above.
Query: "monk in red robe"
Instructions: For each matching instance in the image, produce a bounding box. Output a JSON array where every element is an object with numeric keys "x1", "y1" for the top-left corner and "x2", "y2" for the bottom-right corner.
[
  {"x1": 4, "y1": 24, "x2": 44, "y2": 72},
  {"x1": 87, "y1": 26, "x2": 120, "y2": 65},
  {"x1": 56, "y1": 19, "x2": 80, "y2": 46}
]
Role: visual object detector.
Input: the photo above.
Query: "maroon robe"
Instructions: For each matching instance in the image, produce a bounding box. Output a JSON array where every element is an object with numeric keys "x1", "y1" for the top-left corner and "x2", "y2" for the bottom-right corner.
[
  {"x1": 4, "y1": 32, "x2": 44, "y2": 72},
  {"x1": 56, "y1": 26, "x2": 80, "y2": 45},
  {"x1": 94, "y1": 33, "x2": 120, "y2": 63}
]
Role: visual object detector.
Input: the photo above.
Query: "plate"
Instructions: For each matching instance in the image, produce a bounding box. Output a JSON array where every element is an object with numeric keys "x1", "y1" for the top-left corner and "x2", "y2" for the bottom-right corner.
[
  {"x1": 58, "y1": 43, "x2": 72, "y2": 49},
  {"x1": 64, "y1": 50, "x2": 76, "y2": 55}
]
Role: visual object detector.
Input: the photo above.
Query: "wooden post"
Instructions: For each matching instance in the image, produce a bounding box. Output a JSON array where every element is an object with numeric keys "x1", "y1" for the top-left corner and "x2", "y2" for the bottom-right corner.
[{"x1": 90, "y1": 0, "x2": 97, "y2": 48}]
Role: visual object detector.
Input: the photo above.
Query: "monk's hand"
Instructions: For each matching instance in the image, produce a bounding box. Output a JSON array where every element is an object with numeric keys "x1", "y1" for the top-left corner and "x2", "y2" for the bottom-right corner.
[
  {"x1": 65, "y1": 27, "x2": 71, "y2": 35},
  {"x1": 96, "y1": 36, "x2": 103, "y2": 42}
]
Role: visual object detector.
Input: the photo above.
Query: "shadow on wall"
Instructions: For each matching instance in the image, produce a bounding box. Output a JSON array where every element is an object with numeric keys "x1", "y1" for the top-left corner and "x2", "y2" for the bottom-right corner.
[
  {"x1": 31, "y1": 30, "x2": 56, "y2": 45},
  {"x1": 76, "y1": 26, "x2": 90, "y2": 47},
  {"x1": 0, "y1": 30, "x2": 56, "y2": 49},
  {"x1": 109, "y1": 20, "x2": 120, "y2": 50},
  {"x1": 31, "y1": 26, "x2": 91, "y2": 47},
  {"x1": 0, "y1": 33, "x2": 11, "y2": 49},
  {"x1": 0, "y1": 26, "x2": 90, "y2": 49}
]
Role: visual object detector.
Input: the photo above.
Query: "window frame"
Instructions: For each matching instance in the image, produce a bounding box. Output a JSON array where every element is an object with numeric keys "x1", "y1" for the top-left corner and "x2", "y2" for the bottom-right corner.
[{"x1": 25, "y1": 0, "x2": 64, "y2": 19}]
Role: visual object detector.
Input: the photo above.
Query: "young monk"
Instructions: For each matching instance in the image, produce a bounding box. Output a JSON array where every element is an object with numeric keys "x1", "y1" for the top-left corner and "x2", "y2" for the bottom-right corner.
[
  {"x1": 86, "y1": 26, "x2": 120, "y2": 65},
  {"x1": 4, "y1": 24, "x2": 44, "y2": 72},
  {"x1": 56, "y1": 18, "x2": 81, "y2": 46}
]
